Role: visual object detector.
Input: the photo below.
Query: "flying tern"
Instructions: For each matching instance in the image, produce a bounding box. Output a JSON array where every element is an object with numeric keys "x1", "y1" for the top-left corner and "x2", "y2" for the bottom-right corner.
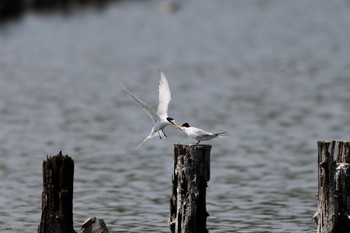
[
  {"x1": 176, "y1": 123, "x2": 227, "y2": 145},
  {"x1": 120, "y1": 70, "x2": 177, "y2": 148}
]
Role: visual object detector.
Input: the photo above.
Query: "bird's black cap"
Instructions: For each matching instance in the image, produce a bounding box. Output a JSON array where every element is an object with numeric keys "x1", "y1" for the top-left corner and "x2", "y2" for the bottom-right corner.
[
  {"x1": 181, "y1": 123, "x2": 190, "y2": 127},
  {"x1": 167, "y1": 117, "x2": 174, "y2": 122}
]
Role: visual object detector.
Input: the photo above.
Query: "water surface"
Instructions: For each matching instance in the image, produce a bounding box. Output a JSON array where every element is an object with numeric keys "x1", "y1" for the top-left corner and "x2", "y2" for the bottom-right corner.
[{"x1": 1, "y1": 0, "x2": 350, "y2": 232}]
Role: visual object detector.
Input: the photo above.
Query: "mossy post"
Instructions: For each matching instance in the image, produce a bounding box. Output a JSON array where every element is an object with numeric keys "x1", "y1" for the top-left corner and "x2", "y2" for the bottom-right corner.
[
  {"x1": 38, "y1": 151, "x2": 76, "y2": 233},
  {"x1": 314, "y1": 141, "x2": 350, "y2": 233},
  {"x1": 169, "y1": 144, "x2": 211, "y2": 233}
]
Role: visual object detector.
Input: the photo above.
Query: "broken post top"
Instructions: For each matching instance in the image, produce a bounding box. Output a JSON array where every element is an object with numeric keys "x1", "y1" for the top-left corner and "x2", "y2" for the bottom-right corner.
[
  {"x1": 173, "y1": 144, "x2": 212, "y2": 162},
  {"x1": 173, "y1": 144, "x2": 211, "y2": 182},
  {"x1": 174, "y1": 144, "x2": 212, "y2": 149},
  {"x1": 318, "y1": 141, "x2": 350, "y2": 163}
]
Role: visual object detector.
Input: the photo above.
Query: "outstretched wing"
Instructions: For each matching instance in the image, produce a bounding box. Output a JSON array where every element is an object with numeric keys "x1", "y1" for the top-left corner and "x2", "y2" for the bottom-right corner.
[
  {"x1": 119, "y1": 82, "x2": 159, "y2": 123},
  {"x1": 157, "y1": 69, "x2": 172, "y2": 118}
]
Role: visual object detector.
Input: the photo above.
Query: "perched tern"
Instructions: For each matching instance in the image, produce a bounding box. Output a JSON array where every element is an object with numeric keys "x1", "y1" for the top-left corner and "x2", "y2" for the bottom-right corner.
[
  {"x1": 176, "y1": 123, "x2": 227, "y2": 145},
  {"x1": 120, "y1": 70, "x2": 177, "y2": 148}
]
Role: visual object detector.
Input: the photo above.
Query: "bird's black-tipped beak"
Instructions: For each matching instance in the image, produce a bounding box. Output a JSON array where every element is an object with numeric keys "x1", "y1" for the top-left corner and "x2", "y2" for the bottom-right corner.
[
  {"x1": 171, "y1": 120, "x2": 180, "y2": 128},
  {"x1": 174, "y1": 121, "x2": 183, "y2": 129}
]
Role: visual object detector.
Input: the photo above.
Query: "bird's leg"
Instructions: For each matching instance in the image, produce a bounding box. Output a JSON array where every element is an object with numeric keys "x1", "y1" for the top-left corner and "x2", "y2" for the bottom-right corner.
[
  {"x1": 162, "y1": 130, "x2": 167, "y2": 138},
  {"x1": 195, "y1": 140, "x2": 200, "y2": 146},
  {"x1": 158, "y1": 130, "x2": 167, "y2": 139}
]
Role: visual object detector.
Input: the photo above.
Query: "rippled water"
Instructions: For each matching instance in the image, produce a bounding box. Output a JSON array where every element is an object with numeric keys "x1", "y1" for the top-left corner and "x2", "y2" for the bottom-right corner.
[{"x1": 1, "y1": 0, "x2": 350, "y2": 232}]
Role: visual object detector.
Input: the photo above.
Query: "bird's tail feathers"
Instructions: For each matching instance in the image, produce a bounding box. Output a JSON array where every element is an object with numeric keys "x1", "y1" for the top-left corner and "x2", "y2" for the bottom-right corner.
[
  {"x1": 136, "y1": 135, "x2": 151, "y2": 149},
  {"x1": 136, "y1": 133, "x2": 157, "y2": 149},
  {"x1": 215, "y1": 132, "x2": 228, "y2": 137}
]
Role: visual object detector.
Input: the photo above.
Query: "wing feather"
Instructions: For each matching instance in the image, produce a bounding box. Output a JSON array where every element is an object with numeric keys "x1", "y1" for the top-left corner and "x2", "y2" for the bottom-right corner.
[
  {"x1": 157, "y1": 70, "x2": 172, "y2": 118},
  {"x1": 119, "y1": 82, "x2": 159, "y2": 123}
]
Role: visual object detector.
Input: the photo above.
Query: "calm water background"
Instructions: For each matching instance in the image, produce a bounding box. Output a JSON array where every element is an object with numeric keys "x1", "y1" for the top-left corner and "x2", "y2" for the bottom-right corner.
[{"x1": 1, "y1": 0, "x2": 350, "y2": 232}]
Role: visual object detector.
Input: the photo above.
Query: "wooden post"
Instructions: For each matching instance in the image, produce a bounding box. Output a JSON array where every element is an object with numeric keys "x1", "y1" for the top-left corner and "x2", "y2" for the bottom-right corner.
[
  {"x1": 81, "y1": 217, "x2": 109, "y2": 233},
  {"x1": 38, "y1": 151, "x2": 76, "y2": 233},
  {"x1": 314, "y1": 141, "x2": 350, "y2": 233},
  {"x1": 169, "y1": 144, "x2": 211, "y2": 233}
]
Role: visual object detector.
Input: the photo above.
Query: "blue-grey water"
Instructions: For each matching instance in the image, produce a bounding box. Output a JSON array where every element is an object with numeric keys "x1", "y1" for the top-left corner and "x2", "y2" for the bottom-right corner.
[{"x1": 1, "y1": 0, "x2": 350, "y2": 232}]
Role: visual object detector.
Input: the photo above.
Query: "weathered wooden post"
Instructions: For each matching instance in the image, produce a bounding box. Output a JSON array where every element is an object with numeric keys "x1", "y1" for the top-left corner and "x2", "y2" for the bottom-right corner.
[
  {"x1": 314, "y1": 141, "x2": 350, "y2": 233},
  {"x1": 81, "y1": 216, "x2": 109, "y2": 233},
  {"x1": 169, "y1": 144, "x2": 211, "y2": 233},
  {"x1": 38, "y1": 151, "x2": 76, "y2": 233}
]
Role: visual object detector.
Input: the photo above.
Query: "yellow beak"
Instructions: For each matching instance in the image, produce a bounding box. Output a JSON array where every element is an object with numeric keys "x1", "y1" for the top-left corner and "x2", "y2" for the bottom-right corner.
[{"x1": 171, "y1": 121, "x2": 181, "y2": 128}]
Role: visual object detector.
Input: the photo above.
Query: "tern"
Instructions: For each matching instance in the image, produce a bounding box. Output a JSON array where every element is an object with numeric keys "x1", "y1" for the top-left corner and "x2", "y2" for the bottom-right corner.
[
  {"x1": 176, "y1": 123, "x2": 227, "y2": 145},
  {"x1": 120, "y1": 70, "x2": 177, "y2": 148}
]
